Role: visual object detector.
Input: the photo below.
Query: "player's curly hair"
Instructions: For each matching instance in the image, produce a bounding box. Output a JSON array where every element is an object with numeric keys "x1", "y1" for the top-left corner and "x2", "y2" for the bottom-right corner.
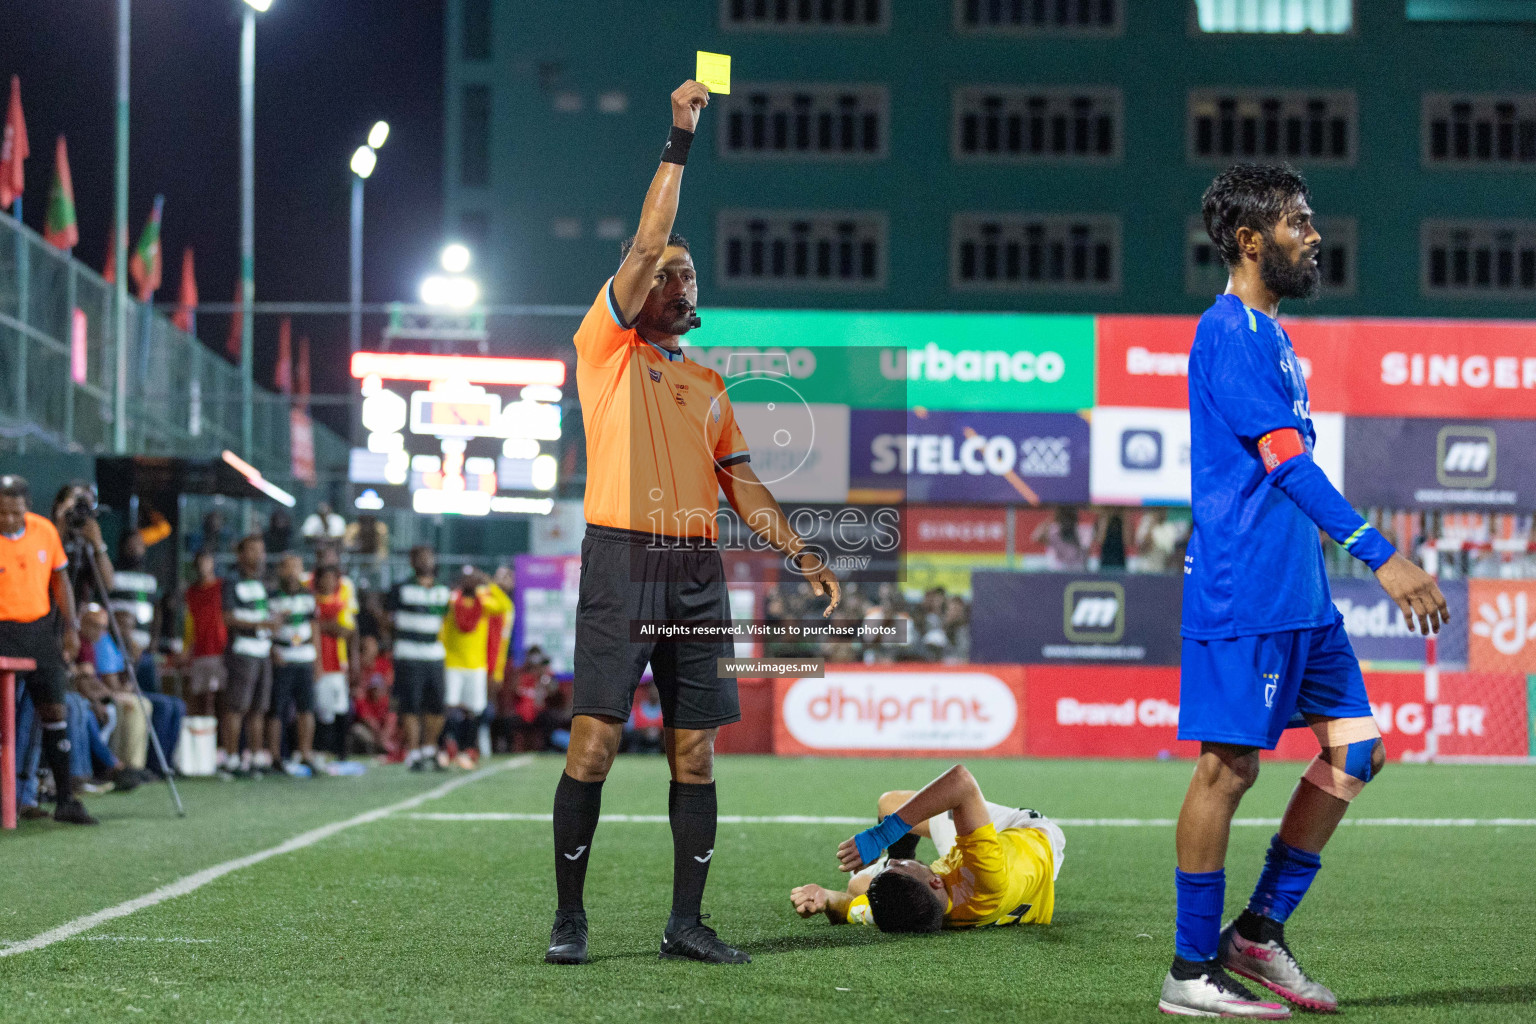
[
  {"x1": 866, "y1": 870, "x2": 945, "y2": 934},
  {"x1": 1202, "y1": 163, "x2": 1311, "y2": 269},
  {"x1": 619, "y1": 232, "x2": 689, "y2": 261}
]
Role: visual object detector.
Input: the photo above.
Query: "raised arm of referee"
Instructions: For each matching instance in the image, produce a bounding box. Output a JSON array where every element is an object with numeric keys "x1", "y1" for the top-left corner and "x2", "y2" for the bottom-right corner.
[
  {"x1": 547, "y1": 81, "x2": 840, "y2": 970},
  {"x1": 0, "y1": 476, "x2": 94, "y2": 825}
]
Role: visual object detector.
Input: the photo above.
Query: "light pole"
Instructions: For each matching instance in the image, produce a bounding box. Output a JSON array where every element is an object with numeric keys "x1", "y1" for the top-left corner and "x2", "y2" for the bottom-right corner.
[
  {"x1": 239, "y1": 0, "x2": 270, "y2": 459},
  {"x1": 349, "y1": 120, "x2": 388, "y2": 356},
  {"x1": 111, "y1": 0, "x2": 129, "y2": 452}
]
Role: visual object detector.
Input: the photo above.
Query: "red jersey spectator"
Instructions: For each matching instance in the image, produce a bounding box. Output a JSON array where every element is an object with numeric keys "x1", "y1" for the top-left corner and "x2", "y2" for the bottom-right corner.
[{"x1": 181, "y1": 551, "x2": 227, "y2": 716}]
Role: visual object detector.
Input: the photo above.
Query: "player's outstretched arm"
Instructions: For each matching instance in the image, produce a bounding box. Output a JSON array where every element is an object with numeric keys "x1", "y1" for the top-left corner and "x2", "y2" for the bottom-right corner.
[
  {"x1": 790, "y1": 883, "x2": 854, "y2": 924},
  {"x1": 836, "y1": 764, "x2": 988, "y2": 872},
  {"x1": 610, "y1": 81, "x2": 709, "y2": 326},
  {"x1": 716, "y1": 462, "x2": 841, "y2": 616},
  {"x1": 1258, "y1": 428, "x2": 1449, "y2": 633}
]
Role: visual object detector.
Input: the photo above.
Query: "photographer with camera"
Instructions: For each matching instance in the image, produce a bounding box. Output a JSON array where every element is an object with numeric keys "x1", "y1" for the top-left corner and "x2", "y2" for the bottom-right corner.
[
  {"x1": 52, "y1": 481, "x2": 115, "y2": 599},
  {"x1": 0, "y1": 476, "x2": 96, "y2": 824}
]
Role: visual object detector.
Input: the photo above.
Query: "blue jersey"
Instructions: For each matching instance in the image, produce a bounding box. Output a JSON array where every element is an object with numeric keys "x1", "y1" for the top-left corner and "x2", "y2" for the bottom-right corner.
[{"x1": 1182, "y1": 294, "x2": 1335, "y2": 639}]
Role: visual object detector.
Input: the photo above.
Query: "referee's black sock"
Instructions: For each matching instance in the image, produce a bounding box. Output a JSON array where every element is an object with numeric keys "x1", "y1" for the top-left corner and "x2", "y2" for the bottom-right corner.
[
  {"x1": 553, "y1": 772, "x2": 604, "y2": 914},
  {"x1": 42, "y1": 720, "x2": 74, "y2": 804},
  {"x1": 667, "y1": 780, "x2": 717, "y2": 924}
]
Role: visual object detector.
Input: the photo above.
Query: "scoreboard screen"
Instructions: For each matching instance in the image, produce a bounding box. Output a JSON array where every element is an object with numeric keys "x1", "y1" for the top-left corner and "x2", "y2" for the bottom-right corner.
[{"x1": 347, "y1": 352, "x2": 566, "y2": 517}]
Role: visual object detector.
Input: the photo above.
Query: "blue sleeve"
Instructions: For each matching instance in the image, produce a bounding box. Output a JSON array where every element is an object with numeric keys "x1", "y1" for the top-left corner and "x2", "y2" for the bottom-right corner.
[
  {"x1": 1269, "y1": 456, "x2": 1396, "y2": 570},
  {"x1": 1199, "y1": 324, "x2": 1296, "y2": 441}
]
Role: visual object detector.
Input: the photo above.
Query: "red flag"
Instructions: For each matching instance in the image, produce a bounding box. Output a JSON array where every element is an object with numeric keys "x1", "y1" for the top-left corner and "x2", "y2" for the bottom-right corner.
[
  {"x1": 275, "y1": 316, "x2": 293, "y2": 394},
  {"x1": 44, "y1": 135, "x2": 78, "y2": 249},
  {"x1": 226, "y1": 281, "x2": 243, "y2": 360},
  {"x1": 296, "y1": 334, "x2": 311, "y2": 407},
  {"x1": 172, "y1": 247, "x2": 198, "y2": 332},
  {"x1": 103, "y1": 226, "x2": 117, "y2": 283},
  {"x1": 0, "y1": 75, "x2": 28, "y2": 211}
]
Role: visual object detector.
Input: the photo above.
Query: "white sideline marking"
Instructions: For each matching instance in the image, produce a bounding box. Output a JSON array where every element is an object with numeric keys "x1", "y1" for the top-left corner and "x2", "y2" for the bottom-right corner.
[
  {"x1": 0, "y1": 755, "x2": 533, "y2": 959},
  {"x1": 79, "y1": 936, "x2": 214, "y2": 944},
  {"x1": 401, "y1": 812, "x2": 1536, "y2": 827}
]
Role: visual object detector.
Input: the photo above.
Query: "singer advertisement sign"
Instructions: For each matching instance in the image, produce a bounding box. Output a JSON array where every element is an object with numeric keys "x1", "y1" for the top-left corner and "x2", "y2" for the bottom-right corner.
[{"x1": 773, "y1": 665, "x2": 1026, "y2": 757}]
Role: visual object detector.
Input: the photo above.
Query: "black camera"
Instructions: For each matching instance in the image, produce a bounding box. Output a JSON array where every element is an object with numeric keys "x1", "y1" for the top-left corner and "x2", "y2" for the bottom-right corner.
[{"x1": 62, "y1": 490, "x2": 98, "y2": 532}]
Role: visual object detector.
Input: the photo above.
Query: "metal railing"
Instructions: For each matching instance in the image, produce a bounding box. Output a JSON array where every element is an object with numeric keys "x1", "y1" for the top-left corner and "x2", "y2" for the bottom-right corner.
[{"x1": 0, "y1": 213, "x2": 347, "y2": 484}]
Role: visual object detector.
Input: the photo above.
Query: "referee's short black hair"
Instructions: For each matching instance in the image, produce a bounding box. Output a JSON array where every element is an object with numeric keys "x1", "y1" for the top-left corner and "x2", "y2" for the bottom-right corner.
[
  {"x1": 619, "y1": 232, "x2": 690, "y2": 261},
  {"x1": 0, "y1": 475, "x2": 29, "y2": 501},
  {"x1": 1202, "y1": 163, "x2": 1311, "y2": 269},
  {"x1": 866, "y1": 870, "x2": 945, "y2": 934}
]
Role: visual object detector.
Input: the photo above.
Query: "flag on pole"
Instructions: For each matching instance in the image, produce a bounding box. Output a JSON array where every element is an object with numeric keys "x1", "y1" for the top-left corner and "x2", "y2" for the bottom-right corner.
[
  {"x1": 102, "y1": 226, "x2": 117, "y2": 282},
  {"x1": 44, "y1": 135, "x2": 77, "y2": 249},
  {"x1": 275, "y1": 316, "x2": 293, "y2": 394},
  {"x1": 129, "y1": 195, "x2": 164, "y2": 300},
  {"x1": 225, "y1": 281, "x2": 243, "y2": 360},
  {"x1": 296, "y1": 334, "x2": 311, "y2": 408},
  {"x1": 172, "y1": 247, "x2": 198, "y2": 332},
  {"x1": 0, "y1": 75, "x2": 28, "y2": 211}
]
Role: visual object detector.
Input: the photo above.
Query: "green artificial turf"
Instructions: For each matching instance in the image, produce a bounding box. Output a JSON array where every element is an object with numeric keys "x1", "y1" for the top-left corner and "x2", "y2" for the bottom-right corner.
[{"x1": 2, "y1": 755, "x2": 1534, "y2": 1022}]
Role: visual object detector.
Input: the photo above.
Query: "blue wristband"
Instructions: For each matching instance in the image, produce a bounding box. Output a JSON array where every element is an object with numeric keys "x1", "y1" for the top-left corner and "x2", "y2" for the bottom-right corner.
[{"x1": 853, "y1": 813, "x2": 913, "y2": 866}]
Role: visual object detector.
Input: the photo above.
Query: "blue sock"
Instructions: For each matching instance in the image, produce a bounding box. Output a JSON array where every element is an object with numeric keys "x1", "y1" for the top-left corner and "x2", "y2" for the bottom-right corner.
[
  {"x1": 1174, "y1": 868, "x2": 1225, "y2": 962},
  {"x1": 1247, "y1": 834, "x2": 1322, "y2": 924}
]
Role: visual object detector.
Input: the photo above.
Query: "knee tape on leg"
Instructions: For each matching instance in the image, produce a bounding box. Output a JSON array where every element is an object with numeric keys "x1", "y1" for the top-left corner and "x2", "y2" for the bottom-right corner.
[{"x1": 1301, "y1": 717, "x2": 1381, "y2": 801}]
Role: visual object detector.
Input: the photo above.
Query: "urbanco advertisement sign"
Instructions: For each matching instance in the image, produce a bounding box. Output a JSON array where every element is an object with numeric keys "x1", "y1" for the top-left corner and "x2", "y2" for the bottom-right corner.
[
  {"x1": 773, "y1": 666, "x2": 1026, "y2": 757},
  {"x1": 694, "y1": 309, "x2": 1095, "y2": 411}
]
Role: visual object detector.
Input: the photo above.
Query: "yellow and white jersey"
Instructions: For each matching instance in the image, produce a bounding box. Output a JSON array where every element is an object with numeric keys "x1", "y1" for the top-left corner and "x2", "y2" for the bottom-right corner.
[{"x1": 847, "y1": 806, "x2": 1062, "y2": 930}]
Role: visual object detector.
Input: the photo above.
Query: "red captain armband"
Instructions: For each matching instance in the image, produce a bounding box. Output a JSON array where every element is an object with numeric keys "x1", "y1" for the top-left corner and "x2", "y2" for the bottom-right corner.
[{"x1": 1256, "y1": 428, "x2": 1306, "y2": 473}]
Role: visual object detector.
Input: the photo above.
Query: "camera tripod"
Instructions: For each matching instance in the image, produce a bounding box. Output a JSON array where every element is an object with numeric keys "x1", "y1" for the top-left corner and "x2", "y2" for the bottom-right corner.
[{"x1": 66, "y1": 536, "x2": 185, "y2": 818}]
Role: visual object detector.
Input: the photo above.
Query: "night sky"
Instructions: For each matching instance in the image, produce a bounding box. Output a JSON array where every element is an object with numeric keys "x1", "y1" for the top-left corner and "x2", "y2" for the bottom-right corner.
[{"x1": 1, "y1": 0, "x2": 444, "y2": 416}]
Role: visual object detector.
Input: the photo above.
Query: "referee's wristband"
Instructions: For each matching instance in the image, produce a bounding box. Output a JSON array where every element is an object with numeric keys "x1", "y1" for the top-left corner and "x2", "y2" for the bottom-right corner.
[{"x1": 661, "y1": 125, "x2": 694, "y2": 165}]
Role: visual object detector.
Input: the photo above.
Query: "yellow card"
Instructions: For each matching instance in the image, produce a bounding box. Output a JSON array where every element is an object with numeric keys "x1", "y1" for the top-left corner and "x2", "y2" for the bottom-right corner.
[{"x1": 696, "y1": 50, "x2": 731, "y2": 95}]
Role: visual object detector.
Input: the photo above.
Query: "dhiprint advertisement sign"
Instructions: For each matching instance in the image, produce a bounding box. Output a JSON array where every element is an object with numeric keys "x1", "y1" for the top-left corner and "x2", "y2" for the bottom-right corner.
[
  {"x1": 848, "y1": 409, "x2": 1090, "y2": 504},
  {"x1": 693, "y1": 309, "x2": 1095, "y2": 411},
  {"x1": 1344, "y1": 418, "x2": 1536, "y2": 509},
  {"x1": 1467, "y1": 579, "x2": 1536, "y2": 675},
  {"x1": 773, "y1": 665, "x2": 1026, "y2": 757}
]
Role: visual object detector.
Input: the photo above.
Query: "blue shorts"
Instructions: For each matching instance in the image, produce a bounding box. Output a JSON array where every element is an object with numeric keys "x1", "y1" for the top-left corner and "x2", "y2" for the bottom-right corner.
[{"x1": 1178, "y1": 618, "x2": 1371, "y2": 750}]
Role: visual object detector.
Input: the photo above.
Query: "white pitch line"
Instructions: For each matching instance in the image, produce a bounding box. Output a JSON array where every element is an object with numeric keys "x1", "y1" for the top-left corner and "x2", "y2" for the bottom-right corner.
[
  {"x1": 0, "y1": 755, "x2": 533, "y2": 959},
  {"x1": 401, "y1": 812, "x2": 1536, "y2": 827}
]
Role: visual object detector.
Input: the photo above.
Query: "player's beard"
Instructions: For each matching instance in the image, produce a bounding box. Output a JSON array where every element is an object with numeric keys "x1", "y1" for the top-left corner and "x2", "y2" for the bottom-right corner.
[{"x1": 1259, "y1": 240, "x2": 1321, "y2": 300}]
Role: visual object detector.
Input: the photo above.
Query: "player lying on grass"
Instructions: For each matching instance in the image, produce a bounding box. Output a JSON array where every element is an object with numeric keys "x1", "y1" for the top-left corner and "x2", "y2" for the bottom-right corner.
[{"x1": 790, "y1": 764, "x2": 1064, "y2": 932}]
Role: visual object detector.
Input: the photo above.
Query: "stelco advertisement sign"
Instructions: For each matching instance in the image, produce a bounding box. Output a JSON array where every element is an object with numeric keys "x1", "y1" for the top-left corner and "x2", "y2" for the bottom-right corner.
[
  {"x1": 848, "y1": 409, "x2": 1090, "y2": 504},
  {"x1": 1344, "y1": 418, "x2": 1536, "y2": 509},
  {"x1": 773, "y1": 666, "x2": 1026, "y2": 757},
  {"x1": 693, "y1": 309, "x2": 1095, "y2": 412}
]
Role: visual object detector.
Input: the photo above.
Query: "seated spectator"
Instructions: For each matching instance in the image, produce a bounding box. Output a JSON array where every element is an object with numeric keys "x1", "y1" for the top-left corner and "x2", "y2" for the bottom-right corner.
[
  {"x1": 1033, "y1": 506, "x2": 1090, "y2": 572},
  {"x1": 943, "y1": 595, "x2": 971, "y2": 664},
  {"x1": 497, "y1": 646, "x2": 557, "y2": 753},
  {"x1": 77, "y1": 604, "x2": 152, "y2": 773},
  {"x1": 116, "y1": 608, "x2": 185, "y2": 777},
  {"x1": 919, "y1": 587, "x2": 950, "y2": 662},
  {"x1": 623, "y1": 682, "x2": 664, "y2": 754},
  {"x1": 1096, "y1": 507, "x2": 1128, "y2": 571},
  {"x1": 67, "y1": 661, "x2": 140, "y2": 791},
  {"x1": 350, "y1": 678, "x2": 398, "y2": 758}
]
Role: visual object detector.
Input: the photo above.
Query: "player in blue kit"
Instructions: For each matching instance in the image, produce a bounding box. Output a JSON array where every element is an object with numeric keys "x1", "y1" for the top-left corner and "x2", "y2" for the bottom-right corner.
[{"x1": 1158, "y1": 165, "x2": 1449, "y2": 1019}]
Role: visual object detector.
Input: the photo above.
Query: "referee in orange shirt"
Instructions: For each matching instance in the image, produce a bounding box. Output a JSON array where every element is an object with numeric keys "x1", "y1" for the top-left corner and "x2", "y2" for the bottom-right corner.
[
  {"x1": 546, "y1": 81, "x2": 840, "y2": 966},
  {"x1": 0, "y1": 476, "x2": 95, "y2": 825}
]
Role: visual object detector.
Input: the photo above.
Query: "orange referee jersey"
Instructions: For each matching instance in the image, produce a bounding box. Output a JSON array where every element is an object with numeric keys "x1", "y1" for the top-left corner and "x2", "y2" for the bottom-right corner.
[
  {"x1": 0, "y1": 512, "x2": 68, "y2": 623},
  {"x1": 575, "y1": 278, "x2": 750, "y2": 540}
]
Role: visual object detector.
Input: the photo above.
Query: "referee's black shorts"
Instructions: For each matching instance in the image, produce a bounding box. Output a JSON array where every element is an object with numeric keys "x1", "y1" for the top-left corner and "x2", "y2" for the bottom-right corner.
[
  {"x1": 573, "y1": 524, "x2": 739, "y2": 731},
  {"x1": 0, "y1": 613, "x2": 69, "y2": 707}
]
